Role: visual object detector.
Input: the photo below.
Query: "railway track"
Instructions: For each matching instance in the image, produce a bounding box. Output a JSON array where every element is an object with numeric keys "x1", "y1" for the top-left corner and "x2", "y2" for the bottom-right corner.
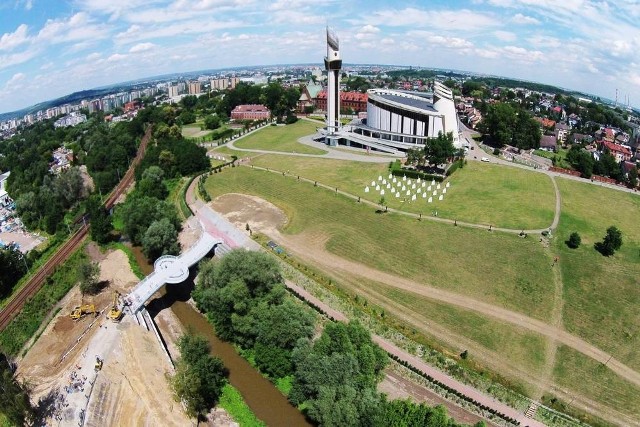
[{"x1": 0, "y1": 125, "x2": 153, "y2": 333}]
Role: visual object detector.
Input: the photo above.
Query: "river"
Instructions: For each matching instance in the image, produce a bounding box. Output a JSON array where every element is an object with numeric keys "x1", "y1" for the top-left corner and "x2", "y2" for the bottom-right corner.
[{"x1": 128, "y1": 245, "x2": 311, "y2": 427}]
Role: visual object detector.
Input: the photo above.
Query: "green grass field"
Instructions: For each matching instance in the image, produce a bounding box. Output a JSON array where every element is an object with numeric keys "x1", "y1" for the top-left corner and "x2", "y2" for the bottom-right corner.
[
  {"x1": 554, "y1": 178, "x2": 640, "y2": 371},
  {"x1": 233, "y1": 121, "x2": 328, "y2": 155},
  {"x1": 205, "y1": 167, "x2": 555, "y2": 320},
  {"x1": 249, "y1": 156, "x2": 556, "y2": 229},
  {"x1": 552, "y1": 345, "x2": 640, "y2": 423},
  {"x1": 347, "y1": 277, "x2": 548, "y2": 385}
]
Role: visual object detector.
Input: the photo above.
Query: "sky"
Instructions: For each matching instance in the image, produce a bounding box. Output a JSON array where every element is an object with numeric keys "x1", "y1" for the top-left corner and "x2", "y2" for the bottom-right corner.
[{"x1": 1, "y1": 0, "x2": 640, "y2": 114}]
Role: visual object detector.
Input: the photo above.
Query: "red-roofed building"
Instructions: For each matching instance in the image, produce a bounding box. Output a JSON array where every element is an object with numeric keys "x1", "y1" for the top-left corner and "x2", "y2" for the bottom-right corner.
[
  {"x1": 230, "y1": 104, "x2": 271, "y2": 120},
  {"x1": 602, "y1": 140, "x2": 632, "y2": 163},
  {"x1": 316, "y1": 91, "x2": 368, "y2": 113}
]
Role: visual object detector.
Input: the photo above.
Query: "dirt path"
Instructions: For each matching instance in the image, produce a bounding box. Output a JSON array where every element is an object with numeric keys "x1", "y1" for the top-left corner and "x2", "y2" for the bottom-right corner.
[{"x1": 212, "y1": 193, "x2": 640, "y2": 389}]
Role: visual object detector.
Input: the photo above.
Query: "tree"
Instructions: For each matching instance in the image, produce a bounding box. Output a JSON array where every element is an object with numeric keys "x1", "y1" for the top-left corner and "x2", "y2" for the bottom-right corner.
[
  {"x1": 289, "y1": 321, "x2": 388, "y2": 426},
  {"x1": 567, "y1": 232, "x2": 581, "y2": 249},
  {"x1": 595, "y1": 226, "x2": 623, "y2": 256},
  {"x1": 137, "y1": 165, "x2": 168, "y2": 200},
  {"x1": 566, "y1": 145, "x2": 594, "y2": 178},
  {"x1": 477, "y1": 103, "x2": 517, "y2": 147},
  {"x1": 204, "y1": 115, "x2": 221, "y2": 130},
  {"x1": 512, "y1": 112, "x2": 541, "y2": 150},
  {"x1": 141, "y1": 218, "x2": 180, "y2": 261},
  {"x1": 170, "y1": 334, "x2": 227, "y2": 420},
  {"x1": 0, "y1": 246, "x2": 28, "y2": 298},
  {"x1": 424, "y1": 132, "x2": 455, "y2": 166},
  {"x1": 0, "y1": 353, "x2": 35, "y2": 426},
  {"x1": 119, "y1": 195, "x2": 180, "y2": 245},
  {"x1": 406, "y1": 148, "x2": 425, "y2": 166},
  {"x1": 86, "y1": 195, "x2": 113, "y2": 244},
  {"x1": 627, "y1": 166, "x2": 638, "y2": 189},
  {"x1": 78, "y1": 260, "x2": 101, "y2": 295}
]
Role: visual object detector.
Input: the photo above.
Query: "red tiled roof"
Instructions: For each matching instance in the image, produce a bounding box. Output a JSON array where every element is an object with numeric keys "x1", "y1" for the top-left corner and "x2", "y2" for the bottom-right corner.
[
  {"x1": 231, "y1": 104, "x2": 270, "y2": 112},
  {"x1": 316, "y1": 91, "x2": 368, "y2": 102},
  {"x1": 603, "y1": 140, "x2": 632, "y2": 155}
]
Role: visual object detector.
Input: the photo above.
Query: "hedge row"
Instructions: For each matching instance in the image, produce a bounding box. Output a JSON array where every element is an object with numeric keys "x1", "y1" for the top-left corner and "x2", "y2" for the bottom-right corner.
[{"x1": 389, "y1": 160, "x2": 445, "y2": 182}]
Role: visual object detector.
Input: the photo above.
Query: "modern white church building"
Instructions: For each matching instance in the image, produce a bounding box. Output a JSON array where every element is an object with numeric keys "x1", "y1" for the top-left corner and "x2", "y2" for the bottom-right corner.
[{"x1": 320, "y1": 29, "x2": 461, "y2": 154}]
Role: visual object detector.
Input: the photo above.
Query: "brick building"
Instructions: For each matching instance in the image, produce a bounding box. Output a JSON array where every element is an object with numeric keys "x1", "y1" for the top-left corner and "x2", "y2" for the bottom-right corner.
[
  {"x1": 230, "y1": 104, "x2": 271, "y2": 120},
  {"x1": 315, "y1": 91, "x2": 368, "y2": 113}
]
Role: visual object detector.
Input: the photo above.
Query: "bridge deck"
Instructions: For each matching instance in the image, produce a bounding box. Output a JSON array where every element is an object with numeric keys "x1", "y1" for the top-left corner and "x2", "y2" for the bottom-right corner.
[{"x1": 126, "y1": 232, "x2": 221, "y2": 313}]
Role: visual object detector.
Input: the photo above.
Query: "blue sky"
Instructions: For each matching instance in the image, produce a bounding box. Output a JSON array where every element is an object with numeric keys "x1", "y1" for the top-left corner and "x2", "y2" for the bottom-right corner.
[{"x1": 1, "y1": 0, "x2": 640, "y2": 114}]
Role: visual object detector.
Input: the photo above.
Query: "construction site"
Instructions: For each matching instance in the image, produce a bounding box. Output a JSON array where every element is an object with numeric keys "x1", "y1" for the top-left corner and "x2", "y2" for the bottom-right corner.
[{"x1": 15, "y1": 245, "x2": 198, "y2": 427}]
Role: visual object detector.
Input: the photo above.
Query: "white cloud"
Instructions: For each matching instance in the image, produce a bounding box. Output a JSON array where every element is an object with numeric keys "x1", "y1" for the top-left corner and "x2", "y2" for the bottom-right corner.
[
  {"x1": 366, "y1": 8, "x2": 500, "y2": 32},
  {"x1": 107, "y1": 53, "x2": 128, "y2": 62},
  {"x1": 0, "y1": 24, "x2": 30, "y2": 51},
  {"x1": 36, "y1": 12, "x2": 110, "y2": 45},
  {"x1": 129, "y1": 42, "x2": 156, "y2": 53},
  {"x1": 4, "y1": 72, "x2": 26, "y2": 89},
  {"x1": 512, "y1": 13, "x2": 540, "y2": 25},
  {"x1": 494, "y1": 30, "x2": 516, "y2": 42},
  {"x1": 359, "y1": 24, "x2": 379, "y2": 34}
]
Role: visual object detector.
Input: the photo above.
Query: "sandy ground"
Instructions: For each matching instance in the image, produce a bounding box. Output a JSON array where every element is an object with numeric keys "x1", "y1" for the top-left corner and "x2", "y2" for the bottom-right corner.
[
  {"x1": 178, "y1": 214, "x2": 202, "y2": 252},
  {"x1": 16, "y1": 248, "x2": 193, "y2": 427}
]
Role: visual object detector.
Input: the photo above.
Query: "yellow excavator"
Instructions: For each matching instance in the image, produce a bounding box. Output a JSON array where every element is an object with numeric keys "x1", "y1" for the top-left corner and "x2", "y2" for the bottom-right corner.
[
  {"x1": 107, "y1": 291, "x2": 123, "y2": 322},
  {"x1": 70, "y1": 304, "x2": 96, "y2": 320},
  {"x1": 94, "y1": 356, "x2": 103, "y2": 372}
]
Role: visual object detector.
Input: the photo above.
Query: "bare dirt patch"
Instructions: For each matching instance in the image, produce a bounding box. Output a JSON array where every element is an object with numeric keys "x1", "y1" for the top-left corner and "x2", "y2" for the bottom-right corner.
[
  {"x1": 99, "y1": 249, "x2": 139, "y2": 293},
  {"x1": 16, "y1": 248, "x2": 194, "y2": 426},
  {"x1": 178, "y1": 215, "x2": 201, "y2": 251},
  {"x1": 211, "y1": 193, "x2": 287, "y2": 236}
]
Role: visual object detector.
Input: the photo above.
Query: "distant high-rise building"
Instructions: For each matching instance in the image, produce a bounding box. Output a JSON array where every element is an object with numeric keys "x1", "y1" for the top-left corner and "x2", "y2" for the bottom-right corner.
[
  {"x1": 188, "y1": 81, "x2": 201, "y2": 95},
  {"x1": 229, "y1": 77, "x2": 240, "y2": 89},
  {"x1": 168, "y1": 85, "x2": 179, "y2": 98}
]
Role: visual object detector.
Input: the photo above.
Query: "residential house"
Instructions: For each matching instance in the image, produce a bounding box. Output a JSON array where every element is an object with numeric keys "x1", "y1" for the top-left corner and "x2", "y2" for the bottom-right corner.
[
  {"x1": 602, "y1": 140, "x2": 632, "y2": 163},
  {"x1": 539, "y1": 135, "x2": 557, "y2": 152},
  {"x1": 555, "y1": 123, "x2": 570, "y2": 145}
]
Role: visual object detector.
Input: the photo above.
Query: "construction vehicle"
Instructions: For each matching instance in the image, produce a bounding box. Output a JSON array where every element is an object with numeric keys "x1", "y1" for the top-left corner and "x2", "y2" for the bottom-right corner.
[
  {"x1": 94, "y1": 356, "x2": 103, "y2": 372},
  {"x1": 107, "y1": 291, "x2": 123, "y2": 322},
  {"x1": 70, "y1": 304, "x2": 96, "y2": 320}
]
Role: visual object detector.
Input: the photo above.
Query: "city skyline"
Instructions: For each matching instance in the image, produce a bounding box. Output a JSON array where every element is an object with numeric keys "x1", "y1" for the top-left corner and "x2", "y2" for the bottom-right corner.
[{"x1": 2, "y1": 0, "x2": 640, "y2": 114}]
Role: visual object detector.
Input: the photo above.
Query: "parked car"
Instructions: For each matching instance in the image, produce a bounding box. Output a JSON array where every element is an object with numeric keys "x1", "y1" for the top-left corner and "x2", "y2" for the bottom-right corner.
[{"x1": 481, "y1": 157, "x2": 490, "y2": 162}]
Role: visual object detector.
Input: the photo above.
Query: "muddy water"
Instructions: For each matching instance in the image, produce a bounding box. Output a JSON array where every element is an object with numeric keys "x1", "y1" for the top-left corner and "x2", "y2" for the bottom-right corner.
[{"x1": 127, "y1": 245, "x2": 311, "y2": 427}]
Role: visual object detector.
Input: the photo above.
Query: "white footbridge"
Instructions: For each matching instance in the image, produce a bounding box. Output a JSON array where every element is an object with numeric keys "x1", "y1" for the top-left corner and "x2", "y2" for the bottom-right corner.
[{"x1": 125, "y1": 231, "x2": 223, "y2": 313}]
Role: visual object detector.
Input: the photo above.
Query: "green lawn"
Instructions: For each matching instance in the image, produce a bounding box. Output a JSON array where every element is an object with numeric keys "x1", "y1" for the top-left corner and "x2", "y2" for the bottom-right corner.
[
  {"x1": 205, "y1": 167, "x2": 555, "y2": 320},
  {"x1": 181, "y1": 121, "x2": 213, "y2": 138},
  {"x1": 554, "y1": 178, "x2": 640, "y2": 371},
  {"x1": 551, "y1": 345, "x2": 640, "y2": 424},
  {"x1": 233, "y1": 121, "x2": 328, "y2": 155},
  {"x1": 249, "y1": 156, "x2": 556, "y2": 229},
  {"x1": 534, "y1": 148, "x2": 571, "y2": 169},
  {"x1": 348, "y1": 277, "x2": 548, "y2": 390}
]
